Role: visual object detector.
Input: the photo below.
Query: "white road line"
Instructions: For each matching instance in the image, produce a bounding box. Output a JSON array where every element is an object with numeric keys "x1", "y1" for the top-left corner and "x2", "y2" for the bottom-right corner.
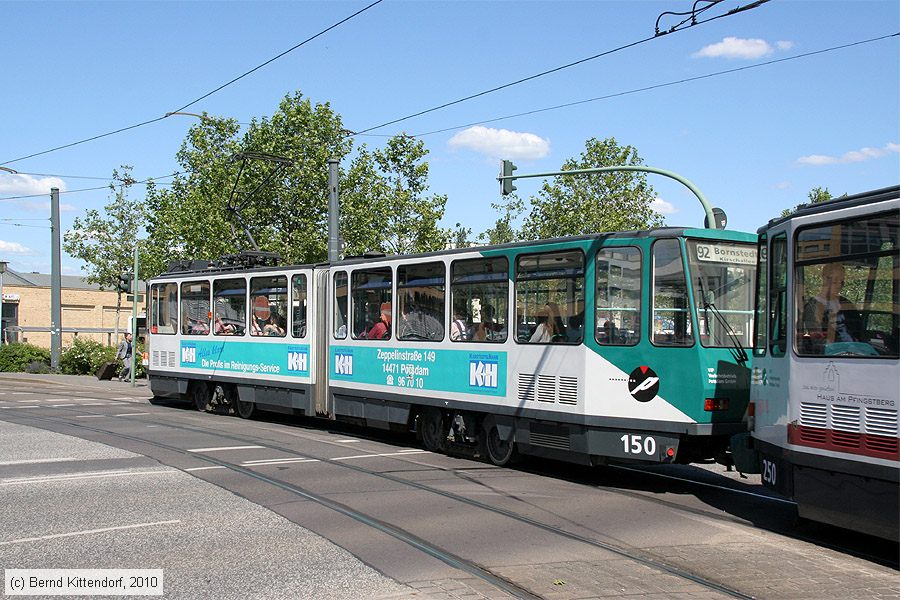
[
  {"x1": 74, "y1": 415, "x2": 106, "y2": 419},
  {"x1": 0, "y1": 520, "x2": 181, "y2": 546},
  {"x1": 17, "y1": 399, "x2": 38, "y2": 403},
  {"x1": 0, "y1": 457, "x2": 78, "y2": 467},
  {"x1": 184, "y1": 466, "x2": 228, "y2": 472},
  {"x1": 242, "y1": 457, "x2": 320, "y2": 466},
  {"x1": 111, "y1": 397, "x2": 134, "y2": 400},
  {"x1": 12, "y1": 405, "x2": 40, "y2": 409},
  {"x1": 2, "y1": 469, "x2": 177, "y2": 485},
  {"x1": 81, "y1": 403, "x2": 110, "y2": 406},
  {"x1": 11, "y1": 392, "x2": 34, "y2": 396},
  {"x1": 47, "y1": 403, "x2": 76, "y2": 407},
  {"x1": 186, "y1": 445, "x2": 265, "y2": 453},
  {"x1": 336, "y1": 439, "x2": 360, "y2": 443},
  {"x1": 332, "y1": 450, "x2": 427, "y2": 461},
  {"x1": 113, "y1": 412, "x2": 151, "y2": 417}
]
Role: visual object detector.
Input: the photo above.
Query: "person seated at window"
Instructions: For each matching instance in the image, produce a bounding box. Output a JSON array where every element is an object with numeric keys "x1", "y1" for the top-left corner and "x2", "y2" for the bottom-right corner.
[
  {"x1": 473, "y1": 304, "x2": 502, "y2": 341},
  {"x1": 801, "y1": 263, "x2": 861, "y2": 345},
  {"x1": 450, "y1": 309, "x2": 469, "y2": 341},
  {"x1": 529, "y1": 302, "x2": 564, "y2": 343},
  {"x1": 263, "y1": 314, "x2": 285, "y2": 336},
  {"x1": 398, "y1": 302, "x2": 442, "y2": 340},
  {"x1": 367, "y1": 302, "x2": 392, "y2": 340},
  {"x1": 215, "y1": 315, "x2": 236, "y2": 335},
  {"x1": 566, "y1": 307, "x2": 585, "y2": 342}
]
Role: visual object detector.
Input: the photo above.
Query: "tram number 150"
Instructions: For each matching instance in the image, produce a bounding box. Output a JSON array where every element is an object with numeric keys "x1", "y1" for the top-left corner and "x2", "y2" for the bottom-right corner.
[{"x1": 620, "y1": 434, "x2": 657, "y2": 456}]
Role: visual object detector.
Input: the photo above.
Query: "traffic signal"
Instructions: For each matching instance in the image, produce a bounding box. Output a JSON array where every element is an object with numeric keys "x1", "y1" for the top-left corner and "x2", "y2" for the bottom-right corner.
[
  {"x1": 115, "y1": 273, "x2": 133, "y2": 294},
  {"x1": 500, "y1": 160, "x2": 517, "y2": 196}
]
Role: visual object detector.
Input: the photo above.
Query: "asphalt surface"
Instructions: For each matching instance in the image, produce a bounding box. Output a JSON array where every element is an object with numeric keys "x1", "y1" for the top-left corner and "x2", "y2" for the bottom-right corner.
[{"x1": 1, "y1": 373, "x2": 897, "y2": 600}]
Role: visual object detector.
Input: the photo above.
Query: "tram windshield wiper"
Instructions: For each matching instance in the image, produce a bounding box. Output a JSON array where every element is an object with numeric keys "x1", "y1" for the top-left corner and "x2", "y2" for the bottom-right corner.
[{"x1": 698, "y1": 277, "x2": 749, "y2": 365}]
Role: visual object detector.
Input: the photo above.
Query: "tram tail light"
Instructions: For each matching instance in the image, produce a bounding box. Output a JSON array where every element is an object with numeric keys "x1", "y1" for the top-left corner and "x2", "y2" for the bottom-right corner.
[
  {"x1": 747, "y1": 402, "x2": 756, "y2": 417},
  {"x1": 704, "y1": 398, "x2": 730, "y2": 411}
]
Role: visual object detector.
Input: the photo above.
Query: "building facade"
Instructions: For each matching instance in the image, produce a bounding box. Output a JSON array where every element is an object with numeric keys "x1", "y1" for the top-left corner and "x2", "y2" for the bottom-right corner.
[{"x1": 1, "y1": 269, "x2": 144, "y2": 349}]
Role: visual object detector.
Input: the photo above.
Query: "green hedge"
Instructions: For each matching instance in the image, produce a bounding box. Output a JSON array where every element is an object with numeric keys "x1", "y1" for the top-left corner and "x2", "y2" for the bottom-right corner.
[
  {"x1": 59, "y1": 338, "x2": 119, "y2": 376},
  {"x1": 0, "y1": 343, "x2": 51, "y2": 372}
]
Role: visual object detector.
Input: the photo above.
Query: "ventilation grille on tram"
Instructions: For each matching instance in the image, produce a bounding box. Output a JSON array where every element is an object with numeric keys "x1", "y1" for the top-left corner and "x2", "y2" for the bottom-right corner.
[
  {"x1": 151, "y1": 350, "x2": 177, "y2": 368},
  {"x1": 518, "y1": 373, "x2": 579, "y2": 406}
]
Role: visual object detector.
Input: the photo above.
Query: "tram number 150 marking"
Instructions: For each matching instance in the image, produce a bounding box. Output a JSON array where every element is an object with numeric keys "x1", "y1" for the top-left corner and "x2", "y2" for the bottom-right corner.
[
  {"x1": 620, "y1": 434, "x2": 657, "y2": 456},
  {"x1": 762, "y1": 459, "x2": 777, "y2": 486}
]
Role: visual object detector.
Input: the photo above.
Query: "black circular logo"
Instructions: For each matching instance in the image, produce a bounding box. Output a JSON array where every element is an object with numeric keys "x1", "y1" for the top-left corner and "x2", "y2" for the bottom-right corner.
[{"x1": 628, "y1": 366, "x2": 660, "y2": 403}]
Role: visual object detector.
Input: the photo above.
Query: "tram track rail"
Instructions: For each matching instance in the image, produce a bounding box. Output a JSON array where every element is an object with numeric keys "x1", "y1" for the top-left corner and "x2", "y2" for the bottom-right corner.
[{"x1": 1, "y1": 387, "x2": 758, "y2": 599}]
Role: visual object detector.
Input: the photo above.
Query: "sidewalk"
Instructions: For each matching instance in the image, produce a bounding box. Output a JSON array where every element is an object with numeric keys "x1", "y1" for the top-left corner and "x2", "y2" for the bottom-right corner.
[{"x1": 0, "y1": 372, "x2": 151, "y2": 395}]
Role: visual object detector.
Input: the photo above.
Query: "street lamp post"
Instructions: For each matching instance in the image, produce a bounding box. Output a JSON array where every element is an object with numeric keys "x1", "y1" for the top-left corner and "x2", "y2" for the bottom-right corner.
[{"x1": 0, "y1": 260, "x2": 7, "y2": 345}]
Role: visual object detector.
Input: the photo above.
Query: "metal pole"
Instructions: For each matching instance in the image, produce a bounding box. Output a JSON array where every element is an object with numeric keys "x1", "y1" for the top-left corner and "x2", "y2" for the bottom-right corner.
[
  {"x1": 0, "y1": 270, "x2": 4, "y2": 345},
  {"x1": 497, "y1": 165, "x2": 719, "y2": 229},
  {"x1": 50, "y1": 188, "x2": 62, "y2": 370},
  {"x1": 327, "y1": 158, "x2": 340, "y2": 263},
  {"x1": 130, "y1": 242, "x2": 139, "y2": 387}
]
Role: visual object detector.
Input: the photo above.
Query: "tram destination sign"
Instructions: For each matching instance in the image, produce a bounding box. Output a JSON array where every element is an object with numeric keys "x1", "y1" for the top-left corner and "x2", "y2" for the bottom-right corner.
[{"x1": 694, "y1": 243, "x2": 757, "y2": 266}]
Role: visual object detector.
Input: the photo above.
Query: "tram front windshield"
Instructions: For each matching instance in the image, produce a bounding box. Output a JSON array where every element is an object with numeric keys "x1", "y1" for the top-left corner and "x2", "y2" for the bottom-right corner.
[{"x1": 686, "y1": 240, "x2": 757, "y2": 348}]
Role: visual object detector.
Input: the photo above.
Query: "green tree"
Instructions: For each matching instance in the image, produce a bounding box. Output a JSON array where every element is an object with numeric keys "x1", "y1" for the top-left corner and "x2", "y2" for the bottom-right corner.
[
  {"x1": 479, "y1": 195, "x2": 524, "y2": 246},
  {"x1": 449, "y1": 223, "x2": 473, "y2": 249},
  {"x1": 64, "y1": 166, "x2": 146, "y2": 340},
  {"x1": 144, "y1": 94, "x2": 446, "y2": 273},
  {"x1": 521, "y1": 137, "x2": 663, "y2": 240},
  {"x1": 781, "y1": 186, "x2": 835, "y2": 217}
]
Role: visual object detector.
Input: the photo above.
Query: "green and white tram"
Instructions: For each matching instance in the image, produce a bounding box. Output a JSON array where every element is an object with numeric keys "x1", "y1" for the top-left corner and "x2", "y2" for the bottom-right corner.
[{"x1": 147, "y1": 226, "x2": 757, "y2": 467}]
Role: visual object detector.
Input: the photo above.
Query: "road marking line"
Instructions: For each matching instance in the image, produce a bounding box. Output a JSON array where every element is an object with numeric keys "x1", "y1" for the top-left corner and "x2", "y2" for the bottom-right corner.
[
  {"x1": 11, "y1": 392, "x2": 34, "y2": 396},
  {"x1": 0, "y1": 457, "x2": 78, "y2": 466},
  {"x1": 336, "y1": 439, "x2": 360, "y2": 443},
  {"x1": 332, "y1": 450, "x2": 427, "y2": 461},
  {"x1": 184, "y1": 466, "x2": 228, "y2": 472},
  {"x1": 17, "y1": 400, "x2": 38, "y2": 403},
  {"x1": 81, "y1": 403, "x2": 110, "y2": 406},
  {"x1": 13, "y1": 405, "x2": 40, "y2": 409},
  {"x1": 47, "y1": 403, "x2": 76, "y2": 407},
  {"x1": 242, "y1": 457, "x2": 320, "y2": 466},
  {"x1": 112, "y1": 412, "x2": 151, "y2": 417},
  {"x1": 74, "y1": 415, "x2": 106, "y2": 419},
  {"x1": 2, "y1": 469, "x2": 176, "y2": 485},
  {"x1": 186, "y1": 445, "x2": 265, "y2": 453},
  {"x1": 0, "y1": 520, "x2": 181, "y2": 546}
]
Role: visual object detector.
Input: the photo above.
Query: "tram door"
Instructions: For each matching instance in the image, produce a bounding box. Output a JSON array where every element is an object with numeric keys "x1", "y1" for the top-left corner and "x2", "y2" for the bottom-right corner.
[{"x1": 313, "y1": 268, "x2": 331, "y2": 416}]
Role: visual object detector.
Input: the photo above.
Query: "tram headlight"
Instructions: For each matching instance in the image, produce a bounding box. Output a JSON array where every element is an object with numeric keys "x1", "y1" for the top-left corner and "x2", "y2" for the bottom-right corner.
[{"x1": 704, "y1": 398, "x2": 730, "y2": 411}]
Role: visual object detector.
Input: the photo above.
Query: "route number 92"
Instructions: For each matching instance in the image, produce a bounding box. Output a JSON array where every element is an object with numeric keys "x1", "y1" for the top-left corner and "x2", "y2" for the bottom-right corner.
[
  {"x1": 762, "y1": 459, "x2": 777, "y2": 486},
  {"x1": 620, "y1": 434, "x2": 657, "y2": 456}
]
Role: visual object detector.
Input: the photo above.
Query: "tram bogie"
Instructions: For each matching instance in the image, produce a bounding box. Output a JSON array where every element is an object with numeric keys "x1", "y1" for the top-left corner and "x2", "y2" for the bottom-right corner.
[{"x1": 147, "y1": 227, "x2": 758, "y2": 470}]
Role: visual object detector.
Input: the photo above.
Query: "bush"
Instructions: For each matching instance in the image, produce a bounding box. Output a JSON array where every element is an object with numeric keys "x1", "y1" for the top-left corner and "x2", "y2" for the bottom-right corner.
[
  {"x1": 59, "y1": 338, "x2": 118, "y2": 376},
  {"x1": 0, "y1": 343, "x2": 51, "y2": 372},
  {"x1": 25, "y1": 361, "x2": 51, "y2": 374}
]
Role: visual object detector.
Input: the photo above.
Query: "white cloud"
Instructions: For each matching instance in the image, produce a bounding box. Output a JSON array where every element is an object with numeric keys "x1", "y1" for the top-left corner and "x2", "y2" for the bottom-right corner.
[
  {"x1": 797, "y1": 142, "x2": 900, "y2": 166},
  {"x1": 692, "y1": 36, "x2": 792, "y2": 60},
  {"x1": 0, "y1": 240, "x2": 33, "y2": 254},
  {"x1": 0, "y1": 173, "x2": 67, "y2": 196},
  {"x1": 651, "y1": 198, "x2": 678, "y2": 215},
  {"x1": 772, "y1": 181, "x2": 792, "y2": 190},
  {"x1": 448, "y1": 126, "x2": 550, "y2": 160}
]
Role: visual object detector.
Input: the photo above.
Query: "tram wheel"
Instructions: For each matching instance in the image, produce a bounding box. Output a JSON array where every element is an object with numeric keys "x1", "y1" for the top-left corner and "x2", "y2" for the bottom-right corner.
[
  {"x1": 191, "y1": 383, "x2": 211, "y2": 412},
  {"x1": 234, "y1": 392, "x2": 255, "y2": 419},
  {"x1": 485, "y1": 424, "x2": 518, "y2": 467},
  {"x1": 420, "y1": 408, "x2": 447, "y2": 453}
]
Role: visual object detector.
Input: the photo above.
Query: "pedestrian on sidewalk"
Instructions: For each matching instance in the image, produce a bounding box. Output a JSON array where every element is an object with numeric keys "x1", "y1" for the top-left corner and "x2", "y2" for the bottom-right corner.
[{"x1": 116, "y1": 332, "x2": 133, "y2": 381}]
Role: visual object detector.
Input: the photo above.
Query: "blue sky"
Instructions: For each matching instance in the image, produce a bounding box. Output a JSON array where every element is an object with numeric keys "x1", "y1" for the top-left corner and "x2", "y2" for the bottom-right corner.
[{"x1": 1, "y1": 0, "x2": 897, "y2": 275}]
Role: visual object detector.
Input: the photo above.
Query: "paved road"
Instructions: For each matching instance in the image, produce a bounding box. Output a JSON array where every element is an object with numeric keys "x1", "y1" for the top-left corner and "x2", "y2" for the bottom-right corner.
[{"x1": 1, "y1": 374, "x2": 897, "y2": 599}]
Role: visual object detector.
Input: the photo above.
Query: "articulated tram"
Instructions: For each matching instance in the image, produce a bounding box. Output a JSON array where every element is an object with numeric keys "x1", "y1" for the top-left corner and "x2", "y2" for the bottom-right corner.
[
  {"x1": 741, "y1": 185, "x2": 899, "y2": 540},
  {"x1": 147, "y1": 227, "x2": 757, "y2": 467}
]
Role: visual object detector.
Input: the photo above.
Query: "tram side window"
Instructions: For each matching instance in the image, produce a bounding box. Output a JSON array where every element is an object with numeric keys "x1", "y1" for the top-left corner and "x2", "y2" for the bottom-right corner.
[
  {"x1": 181, "y1": 280, "x2": 210, "y2": 335},
  {"x1": 213, "y1": 278, "x2": 246, "y2": 336},
  {"x1": 333, "y1": 271, "x2": 348, "y2": 339},
  {"x1": 516, "y1": 250, "x2": 585, "y2": 344},
  {"x1": 291, "y1": 274, "x2": 308, "y2": 338},
  {"x1": 794, "y1": 213, "x2": 898, "y2": 358},
  {"x1": 753, "y1": 235, "x2": 768, "y2": 357},
  {"x1": 397, "y1": 262, "x2": 445, "y2": 341},
  {"x1": 769, "y1": 234, "x2": 787, "y2": 357},
  {"x1": 596, "y1": 247, "x2": 641, "y2": 346},
  {"x1": 450, "y1": 257, "x2": 509, "y2": 343},
  {"x1": 249, "y1": 276, "x2": 287, "y2": 337},
  {"x1": 351, "y1": 268, "x2": 393, "y2": 340},
  {"x1": 150, "y1": 283, "x2": 178, "y2": 335},
  {"x1": 651, "y1": 239, "x2": 693, "y2": 346}
]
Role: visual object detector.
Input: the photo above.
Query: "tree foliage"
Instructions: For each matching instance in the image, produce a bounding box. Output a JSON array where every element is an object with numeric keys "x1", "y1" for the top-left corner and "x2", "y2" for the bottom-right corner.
[
  {"x1": 520, "y1": 137, "x2": 663, "y2": 240},
  {"x1": 478, "y1": 195, "x2": 524, "y2": 246},
  {"x1": 143, "y1": 93, "x2": 446, "y2": 275},
  {"x1": 780, "y1": 186, "x2": 838, "y2": 217}
]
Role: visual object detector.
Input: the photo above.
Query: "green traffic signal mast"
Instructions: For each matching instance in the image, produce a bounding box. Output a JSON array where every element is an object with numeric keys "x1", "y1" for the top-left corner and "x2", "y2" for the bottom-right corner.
[{"x1": 497, "y1": 160, "x2": 725, "y2": 229}]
